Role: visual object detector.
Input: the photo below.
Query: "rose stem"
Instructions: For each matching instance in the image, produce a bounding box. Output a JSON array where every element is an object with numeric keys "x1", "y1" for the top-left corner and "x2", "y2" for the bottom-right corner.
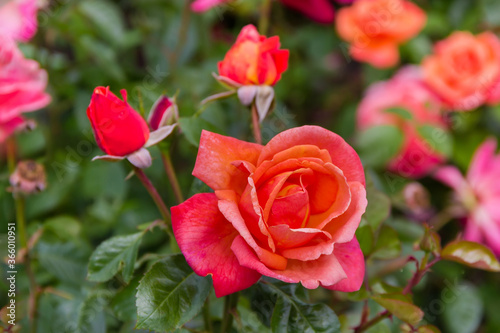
[
  {"x1": 7, "y1": 138, "x2": 39, "y2": 333},
  {"x1": 258, "y1": 0, "x2": 272, "y2": 35},
  {"x1": 354, "y1": 311, "x2": 391, "y2": 333},
  {"x1": 160, "y1": 151, "x2": 184, "y2": 204},
  {"x1": 354, "y1": 256, "x2": 442, "y2": 333},
  {"x1": 170, "y1": 0, "x2": 191, "y2": 71},
  {"x1": 203, "y1": 296, "x2": 213, "y2": 332},
  {"x1": 251, "y1": 103, "x2": 263, "y2": 145},
  {"x1": 131, "y1": 165, "x2": 172, "y2": 223},
  {"x1": 220, "y1": 292, "x2": 239, "y2": 333}
]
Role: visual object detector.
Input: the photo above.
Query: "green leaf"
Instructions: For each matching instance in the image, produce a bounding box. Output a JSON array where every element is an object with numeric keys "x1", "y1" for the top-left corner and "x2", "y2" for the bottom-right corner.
[
  {"x1": 43, "y1": 215, "x2": 81, "y2": 240},
  {"x1": 441, "y1": 240, "x2": 500, "y2": 271},
  {"x1": 372, "y1": 294, "x2": 424, "y2": 325},
  {"x1": 110, "y1": 278, "x2": 141, "y2": 321},
  {"x1": 79, "y1": 0, "x2": 127, "y2": 47},
  {"x1": 363, "y1": 176, "x2": 391, "y2": 230},
  {"x1": 76, "y1": 290, "x2": 111, "y2": 333},
  {"x1": 371, "y1": 225, "x2": 401, "y2": 260},
  {"x1": 357, "y1": 125, "x2": 404, "y2": 169},
  {"x1": 384, "y1": 107, "x2": 413, "y2": 120},
  {"x1": 257, "y1": 282, "x2": 341, "y2": 333},
  {"x1": 178, "y1": 116, "x2": 219, "y2": 147},
  {"x1": 136, "y1": 254, "x2": 211, "y2": 332},
  {"x1": 417, "y1": 325, "x2": 440, "y2": 333},
  {"x1": 443, "y1": 283, "x2": 483, "y2": 333},
  {"x1": 37, "y1": 241, "x2": 88, "y2": 283},
  {"x1": 416, "y1": 125, "x2": 453, "y2": 157},
  {"x1": 87, "y1": 232, "x2": 144, "y2": 283},
  {"x1": 356, "y1": 225, "x2": 374, "y2": 256}
]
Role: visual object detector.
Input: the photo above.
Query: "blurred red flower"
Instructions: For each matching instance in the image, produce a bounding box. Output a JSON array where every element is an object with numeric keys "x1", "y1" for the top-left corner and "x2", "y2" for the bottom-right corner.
[
  {"x1": 0, "y1": 0, "x2": 39, "y2": 42},
  {"x1": 0, "y1": 34, "x2": 50, "y2": 144},
  {"x1": 422, "y1": 31, "x2": 500, "y2": 111},
  {"x1": 336, "y1": 0, "x2": 426, "y2": 68},
  {"x1": 357, "y1": 66, "x2": 448, "y2": 178}
]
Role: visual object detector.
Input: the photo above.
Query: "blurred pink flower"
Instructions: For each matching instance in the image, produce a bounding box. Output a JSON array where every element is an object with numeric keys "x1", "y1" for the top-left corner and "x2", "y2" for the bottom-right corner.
[
  {"x1": 357, "y1": 66, "x2": 448, "y2": 178},
  {"x1": 0, "y1": 34, "x2": 50, "y2": 144},
  {"x1": 0, "y1": 0, "x2": 39, "y2": 42},
  {"x1": 191, "y1": 0, "x2": 353, "y2": 24},
  {"x1": 435, "y1": 139, "x2": 500, "y2": 255}
]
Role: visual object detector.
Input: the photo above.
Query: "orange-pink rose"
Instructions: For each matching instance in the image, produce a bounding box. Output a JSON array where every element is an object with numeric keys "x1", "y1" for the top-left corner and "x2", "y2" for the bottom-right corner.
[
  {"x1": 422, "y1": 31, "x2": 500, "y2": 111},
  {"x1": 218, "y1": 24, "x2": 289, "y2": 86},
  {"x1": 336, "y1": 0, "x2": 426, "y2": 68},
  {"x1": 172, "y1": 126, "x2": 367, "y2": 297}
]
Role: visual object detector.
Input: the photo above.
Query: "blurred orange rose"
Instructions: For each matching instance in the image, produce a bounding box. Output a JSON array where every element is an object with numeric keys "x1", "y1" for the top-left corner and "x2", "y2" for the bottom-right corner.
[
  {"x1": 218, "y1": 24, "x2": 289, "y2": 86},
  {"x1": 336, "y1": 0, "x2": 426, "y2": 68},
  {"x1": 422, "y1": 31, "x2": 500, "y2": 111}
]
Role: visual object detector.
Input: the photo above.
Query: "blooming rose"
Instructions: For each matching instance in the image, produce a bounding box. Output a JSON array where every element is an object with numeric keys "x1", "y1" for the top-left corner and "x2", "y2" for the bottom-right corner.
[
  {"x1": 422, "y1": 31, "x2": 500, "y2": 111},
  {"x1": 357, "y1": 66, "x2": 448, "y2": 178},
  {"x1": 87, "y1": 87, "x2": 176, "y2": 168},
  {"x1": 0, "y1": 34, "x2": 50, "y2": 144},
  {"x1": 217, "y1": 24, "x2": 289, "y2": 86},
  {"x1": 0, "y1": 0, "x2": 39, "y2": 42},
  {"x1": 434, "y1": 139, "x2": 500, "y2": 255},
  {"x1": 336, "y1": 0, "x2": 426, "y2": 68},
  {"x1": 172, "y1": 126, "x2": 367, "y2": 297},
  {"x1": 191, "y1": 0, "x2": 353, "y2": 24}
]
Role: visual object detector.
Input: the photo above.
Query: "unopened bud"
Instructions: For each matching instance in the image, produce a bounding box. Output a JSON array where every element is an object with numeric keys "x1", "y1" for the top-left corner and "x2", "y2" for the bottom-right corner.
[
  {"x1": 403, "y1": 182, "x2": 430, "y2": 214},
  {"x1": 9, "y1": 160, "x2": 47, "y2": 195},
  {"x1": 147, "y1": 95, "x2": 178, "y2": 130}
]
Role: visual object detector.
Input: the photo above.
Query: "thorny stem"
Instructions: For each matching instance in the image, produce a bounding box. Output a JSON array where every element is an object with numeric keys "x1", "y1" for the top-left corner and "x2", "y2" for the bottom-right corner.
[
  {"x1": 7, "y1": 138, "x2": 39, "y2": 333},
  {"x1": 355, "y1": 255, "x2": 441, "y2": 332},
  {"x1": 258, "y1": 0, "x2": 272, "y2": 35},
  {"x1": 160, "y1": 151, "x2": 184, "y2": 204},
  {"x1": 132, "y1": 165, "x2": 173, "y2": 232},
  {"x1": 171, "y1": 0, "x2": 192, "y2": 70},
  {"x1": 251, "y1": 103, "x2": 262, "y2": 145},
  {"x1": 354, "y1": 311, "x2": 390, "y2": 333},
  {"x1": 220, "y1": 292, "x2": 239, "y2": 333},
  {"x1": 203, "y1": 296, "x2": 213, "y2": 333}
]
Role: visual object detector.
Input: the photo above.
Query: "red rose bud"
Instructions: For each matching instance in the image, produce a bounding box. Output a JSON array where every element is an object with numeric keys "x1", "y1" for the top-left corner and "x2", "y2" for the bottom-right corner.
[
  {"x1": 218, "y1": 24, "x2": 289, "y2": 87},
  {"x1": 9, "y1": 160, "x2": 47, "y2": 195},
  {"x1": 147, "y1": 95, "x2": 178, "y2": 131},
  {"x1": 87, "y1": 86, "x2": 150, "y2": 157}
]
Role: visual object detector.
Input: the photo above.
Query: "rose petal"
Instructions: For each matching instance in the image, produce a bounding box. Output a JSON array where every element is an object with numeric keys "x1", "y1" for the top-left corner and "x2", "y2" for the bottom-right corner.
[
  {"x1": 467, "y1": 138, "x2": 497, "y2": 185},
  {"x1": 193, "y1": 130, "x2": 263, "y2": 194},
  {"x1": 231, "y1": 235, "x2": 347, "y2": 289},
  {"x1": 434, "y1": 166, "x2": 467, "y2": 192},
  {"x1": 321, "y1": 181, "x2": 367, "y2": 243},
  {"x1": 257, "y1": 126, "x2": 365, "y2": 186},
  {"x1": 171, "y1": 193, "x2": 261, "y2": 297},
  {"x1": 268, "y1": 225, "x2": 331, "y2": 250},
  {"x1": 323, "y1": 238, "x2": 365, "y2": 292},
  {"x1": 218, "y1": 197, "x2": 288, "y2": 270}
]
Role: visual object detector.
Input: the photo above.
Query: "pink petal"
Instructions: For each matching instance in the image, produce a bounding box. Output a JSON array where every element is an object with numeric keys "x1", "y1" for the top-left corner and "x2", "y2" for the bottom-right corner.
[
  {"x1": 232, "y1": 235, "x2": 347, "y2": 289},
  {"x1": 323, "y1": 238, "x2": 365, "y2": 292},
  {"x1": 467, "y1": 138, "x2": 497, "y2": 185},
  {"x1": 321, "y1": 181, "x2": 367, "y2": 243},
  {"x1": 191, "y1": 0, "x2": 229, "y2": 12},
  {"x1": 280, "y1": 0, "x2": 335, "y2": 24},
  {"x1": 218, "y1": 196, "x2": 288, "y2": 270},
  {"x1": 434, "y1": 166, "x2": 467, "y2": 192},
  {"x1": 171, "y1": 193, "x2": 261, "y2": 297},
  {"x1": 268, "y1": 225, "x2": 331, "y2": 250},
  {"x1": 257, "y1": 126, "x2": 365, "y2": 186},
  {"x1": 193, "y1": 130, "x2": 263, "y2": 194}
]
